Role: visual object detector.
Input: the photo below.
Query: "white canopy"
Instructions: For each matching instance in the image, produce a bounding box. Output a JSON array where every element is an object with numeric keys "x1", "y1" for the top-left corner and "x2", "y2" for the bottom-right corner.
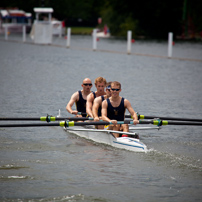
[{"x1": 33, "y1": 8, "x2": 53, "y2": 13}]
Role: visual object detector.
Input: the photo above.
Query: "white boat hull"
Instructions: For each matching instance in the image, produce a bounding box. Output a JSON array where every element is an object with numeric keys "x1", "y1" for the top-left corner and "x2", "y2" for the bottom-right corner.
[
  {"x1": 64, "y1": 126, "x2": 147, "y2": 152},
  {"x1": 96, "y1": 32, "x2": 110, "y2": 38}
]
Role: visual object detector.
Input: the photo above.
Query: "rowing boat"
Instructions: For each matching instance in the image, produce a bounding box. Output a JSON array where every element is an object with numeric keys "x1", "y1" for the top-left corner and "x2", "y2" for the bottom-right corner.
[
  {"x1": 1, "y1": 110, "x2": 201, "y2": 152},
  {"x1": 64, "y1": 125, "x2": 148, "y2": 152}
]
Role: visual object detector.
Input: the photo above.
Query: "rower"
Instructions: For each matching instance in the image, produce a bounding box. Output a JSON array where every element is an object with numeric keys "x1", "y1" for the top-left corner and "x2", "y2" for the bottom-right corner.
[
  {"x1": 102, "y1": 81, "x2": 139, "y2": 137},
  {"x1": 92, "y1": 82, "x2": 112, "y2": 129},
  {"x1": 66, "y1": 78, "x2": 93, "y2": 117},
  {"x1": 86, "y1": 77, "x2": 107, "y2": 118}
]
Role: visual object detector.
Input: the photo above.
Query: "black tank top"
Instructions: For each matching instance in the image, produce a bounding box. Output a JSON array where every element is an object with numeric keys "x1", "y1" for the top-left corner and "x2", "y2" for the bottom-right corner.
[
  {"x1": 106, "y1": 97, "x2": 125, "y2": 121},
  {"x1": 93, "y1": 92, "x2": 104, "y2": 117},
  {"x1": 76, "y1": 91, "x2": 86, "y2": 117},
  {"x1": 93, "y1": 92, "x2": 96, "y2": 99}
]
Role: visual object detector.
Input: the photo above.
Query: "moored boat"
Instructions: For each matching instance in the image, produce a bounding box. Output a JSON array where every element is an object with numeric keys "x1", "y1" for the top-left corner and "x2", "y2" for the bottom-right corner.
[{"x1": 0, "y1": 8, "x2": 32, "y2": 33}]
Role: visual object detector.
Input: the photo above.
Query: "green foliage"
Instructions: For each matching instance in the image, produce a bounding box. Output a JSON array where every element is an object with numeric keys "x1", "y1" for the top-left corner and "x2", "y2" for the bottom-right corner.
[
  {"x1": 70, "y1": 27, "x2": 93, "y2": 35},
  {"x1": 118, "y1": 16, "x2": 139, "y2": 37},
  {"x1": 100, "y1": 6, "x2": 139, "y2": 37}
]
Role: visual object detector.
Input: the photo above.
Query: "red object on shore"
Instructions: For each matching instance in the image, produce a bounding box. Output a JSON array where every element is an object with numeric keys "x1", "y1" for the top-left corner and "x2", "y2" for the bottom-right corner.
[{"x1": 131, "y1": 39, "x2": 135, "y2": 43}]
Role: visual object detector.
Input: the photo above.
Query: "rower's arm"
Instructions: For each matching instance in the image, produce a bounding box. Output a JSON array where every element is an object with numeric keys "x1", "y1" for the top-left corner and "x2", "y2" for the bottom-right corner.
[
  {"x1": 125, "y1": 99, "x2": 139, "y2": 124},
  {"x1": 86, "y1": 93, "x2": 94, "y2": 117},
  {"x1": 92, "y1": 97, "x2": 101, "y2": 120},
  {"x1": 101, "y1": 100, "x2": 110, "y2": 122},
  {"x1": 66, "y1": 92, "x2": 79, "y2": 114}
]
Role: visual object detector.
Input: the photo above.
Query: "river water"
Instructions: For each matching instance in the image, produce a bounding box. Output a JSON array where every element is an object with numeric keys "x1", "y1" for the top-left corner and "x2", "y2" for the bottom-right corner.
[{"x1": 0, "y1": 34, "x2": 202, "y2": 202}]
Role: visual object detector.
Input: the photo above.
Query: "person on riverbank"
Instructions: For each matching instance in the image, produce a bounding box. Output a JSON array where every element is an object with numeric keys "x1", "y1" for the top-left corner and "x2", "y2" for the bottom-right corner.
[
  {"x1": 102, "y1": 81, "x2": 139, "y2": 137},
  {"x1": 86, "y1": 77, "x2": 107, "y2": 118},
  {"x1": 66, "y1": 78, "x2": 93, "y2": 117},
  {"x1": 92, "y1": 82, "x2": 112, "y2": 129}
]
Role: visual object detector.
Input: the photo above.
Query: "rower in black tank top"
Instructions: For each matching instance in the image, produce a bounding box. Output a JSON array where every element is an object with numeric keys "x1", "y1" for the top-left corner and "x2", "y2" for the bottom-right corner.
[
  {"x1": 76, "y1": 91, "x2": 87, "y2": 117},
  {"x1": 106, "y1": 97, "x2": 125, "y2": 121}
]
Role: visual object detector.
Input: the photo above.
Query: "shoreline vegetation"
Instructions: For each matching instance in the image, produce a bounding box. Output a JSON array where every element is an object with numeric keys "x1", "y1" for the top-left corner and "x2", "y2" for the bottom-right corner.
[{"x1": 70, "y1": 27, "x2": 94, "y2": 35}]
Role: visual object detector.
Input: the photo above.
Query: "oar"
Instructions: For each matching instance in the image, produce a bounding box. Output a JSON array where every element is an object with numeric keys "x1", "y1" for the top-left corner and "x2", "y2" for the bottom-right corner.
[
  {"x1": 125, "y1": 114, "x2": 202, "y2": 122},
  {"x1": 139, "y1": 119, "x2": 202, "y2": 126},
  {"x1": 66, "y1": 127, "x2": 139, "y2": 136},
  {"x1": 0, "y1": 120, "x2": 133, "y2": 128},
  {"x1": 78, "y1": 112, "x2": 202, "y2": 122},
  {"x1": 0, "y1": 116, "x2": 94, "y2": 122},
  {"x1": 2, "y1": 119, "x2": 202, "y2": 127}
]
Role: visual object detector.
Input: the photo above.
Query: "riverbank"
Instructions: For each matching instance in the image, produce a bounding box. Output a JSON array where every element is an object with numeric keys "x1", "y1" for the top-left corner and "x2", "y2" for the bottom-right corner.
[{"x1": 67, "y1": 27, "x2": 93, "y2": 35}]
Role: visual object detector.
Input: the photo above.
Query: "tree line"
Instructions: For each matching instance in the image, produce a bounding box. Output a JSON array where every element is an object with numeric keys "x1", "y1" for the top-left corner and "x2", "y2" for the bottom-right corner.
[{"x1": 1, "y1": 0, "x2": 202, "y2": 39}]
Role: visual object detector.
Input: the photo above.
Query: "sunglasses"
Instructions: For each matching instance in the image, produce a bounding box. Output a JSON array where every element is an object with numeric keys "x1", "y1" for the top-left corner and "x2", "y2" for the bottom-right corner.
[
  {"x1": 83, "y1": 83, "x2": 92, "y2": 86},
  {"x1": 111, "y1": 88, "x2": 120, "y2": 91}
]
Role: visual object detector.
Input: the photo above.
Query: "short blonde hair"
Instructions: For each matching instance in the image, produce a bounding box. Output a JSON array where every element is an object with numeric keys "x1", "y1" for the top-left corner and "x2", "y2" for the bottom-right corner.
[
  {"x1": 111, "y1": 81, "x2": 121, "y2": 89},
  {"x1": 94, "y1": 77, "x2": 107, "y2": 85}
]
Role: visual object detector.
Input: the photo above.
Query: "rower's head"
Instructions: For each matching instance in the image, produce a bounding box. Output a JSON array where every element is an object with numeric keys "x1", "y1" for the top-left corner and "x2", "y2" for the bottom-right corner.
[
  {"x1": 106, "y1": 82, "x2": 112, "y2": 97},
  {"x1": 82, "y1": 78, "x2": 93, "y2": 91},
  {"x1": 94, "y1": 77, "x2": 107, "y2": 93},
  {"x1": 110, "y1": 81, "x2": 121, "y2": 94}
]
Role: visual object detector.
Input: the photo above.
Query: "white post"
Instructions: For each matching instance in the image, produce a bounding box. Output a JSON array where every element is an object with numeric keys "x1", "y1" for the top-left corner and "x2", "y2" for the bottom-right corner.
[
  {"x1": 36, "y1": 13, "x2": 39, "y2": 21},
  {"x1": 22, "y1": 25, "x2": 26, "y2": 42},
  {"x1": 28, "y1": 18, "x2": 31, "y2": 26},
  {"x1": 168, "y1": 32, "x2": 173, "y2": 58},
  {"x1": 59, "y1": 23, "x2": 62, "y2": 38},
  {"x1": 5, "y1": 26, "x2": 8, "y2": 40},
  {"x1": 66, "y1": 28, "x2": 71, "y2": 48},
  {"x1": 127, "y1": 30, "x2": 132, "y2": 54},
  {"x1": 92, "y1": 29, "x2": 97, "y2": 51},
  {"x1": 48, "y1": 13, "x2": 51, "y2": 22}
]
